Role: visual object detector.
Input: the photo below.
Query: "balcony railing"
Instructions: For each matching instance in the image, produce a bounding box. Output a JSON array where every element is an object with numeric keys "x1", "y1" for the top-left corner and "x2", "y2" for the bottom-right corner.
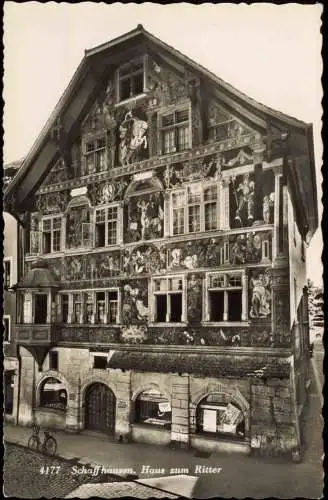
[
  {"x1": 15, "y1": 322, "x2": 292, "y2": 348},
  {"x1": 15, "y1": 324, "x2": 58, "y2": 344}
]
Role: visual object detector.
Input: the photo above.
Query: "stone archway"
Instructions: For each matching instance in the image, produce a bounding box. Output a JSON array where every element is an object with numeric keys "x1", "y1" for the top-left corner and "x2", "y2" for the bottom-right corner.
[{"x1": 84, "y1": 383, "x2": 116, "y2": 434}]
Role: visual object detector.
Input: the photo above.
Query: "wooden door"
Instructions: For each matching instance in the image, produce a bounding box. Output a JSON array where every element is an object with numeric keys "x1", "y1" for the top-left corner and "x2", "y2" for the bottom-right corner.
[{"x1": 84, "y1": 383, "x2": 116, "y2": 434}]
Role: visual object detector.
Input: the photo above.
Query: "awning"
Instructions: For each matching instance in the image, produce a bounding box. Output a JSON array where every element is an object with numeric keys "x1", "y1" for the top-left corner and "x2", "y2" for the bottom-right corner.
[{"x1": 107, "y1": 351, "x2": 291, "y2": 378}]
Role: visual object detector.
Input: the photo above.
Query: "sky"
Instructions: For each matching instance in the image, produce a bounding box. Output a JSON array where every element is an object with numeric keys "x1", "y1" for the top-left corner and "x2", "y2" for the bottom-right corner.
[{"x1": 3, "y1": 2, "x2": 323, "y2": 285}]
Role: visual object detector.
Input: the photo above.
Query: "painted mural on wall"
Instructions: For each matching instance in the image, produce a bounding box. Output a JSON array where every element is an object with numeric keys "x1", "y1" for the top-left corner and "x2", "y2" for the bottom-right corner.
[
  {"x1": 43, "y1": 158, "x2": 72, "y2": 186},
  {"x1": 122, "y1": 279, "x2": 149, "y2": 325},
  {"x1": 187, "y1": 273, "x2": 203, "y2": 324},
  {"x1": 123, "y1": 244, "x2": 166, "y2": 275},
  {"x1": 118, "y1": 109, "x2": 149, "y2": 166},
  {"x1": 230, "y1": 232, "x2": 271, "y2": 265},
  {"x1": 36, "y1": 190, "x2": 70, "y2": 215},
  {"x1": 231, "y1": 173, "x2": 255, "y2": 226},
  {"x1": 82, "y1": 78, "x2": 116, "y2": 133},
  {"x1": 65, "y1": 251, "x2": 121, "y2": 281},
  {"x1": 125, "y1": 192, "x2": 164, "y2": 242},
  {"x1": 88, "y1": 178, "x2": 129, "y2": 205},
  {"x1": 249, "y1": 269, "x2": 272, "y2": 318},
  {"x1": 66, "y1": 204, "x2": 91, "y2": 249},
  {"x1": 147, "y1": 56, "x2": 199, "y2": 108},
  {"x1": 207, "y1": 102, "x2": 254, "y2": 144},
  {"x1": 160, "y1": 154, "x2": 223, "y2": 189}
]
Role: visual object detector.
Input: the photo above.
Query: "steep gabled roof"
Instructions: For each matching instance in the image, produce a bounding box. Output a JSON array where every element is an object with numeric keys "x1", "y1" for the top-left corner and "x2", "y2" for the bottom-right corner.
[{"x1": 4, "y1": 24, "x2": 317, "y2": 238}]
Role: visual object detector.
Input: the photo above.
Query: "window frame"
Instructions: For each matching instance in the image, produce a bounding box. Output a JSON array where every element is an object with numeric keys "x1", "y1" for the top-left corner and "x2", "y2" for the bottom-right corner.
[
  {"x1": 82, "y1": 135, "x2": 108, "y2": 176},
  {"x1": 3, "y1": 315, "x2": 11, "y2": 343},
  {"x1": 170, "y1": 181, "x2": 221, "y2": 236},
  {"x1": 151, "y1": 275, "x2": 187, "y2": 325},
  {"x1": 159, "y1": 104, "x2": 192, "y2": 155},
  {"x1": 196, "y1": 397, "x2": 245, "y2": 439},
  {"x1": 134, "y1": 389, "x2": 172, "y2": 428},
  {"x1": 116, "y1": 55, "x2": 146, "y2": 104},
  {"x1": 3, "y1": 257, "x2": 12, "y2": 289},
  {"x1": 63, "y1": 288, "x2": 121, "y2": 325},
  {"x1": 94, "y1": 203, "x2": 120, "y2": 248},
  {"x1": 41, "y1": 215, "x2": 62, "y2": 254},
  {"x1": 204, "y1": 270, "x2": 247, "y2": 325}
]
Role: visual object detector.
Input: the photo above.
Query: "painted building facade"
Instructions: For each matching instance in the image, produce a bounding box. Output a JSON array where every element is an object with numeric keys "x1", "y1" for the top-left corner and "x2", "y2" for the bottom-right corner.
[{"x1": 4, "y1": 26, "x2": 318, "y2": 459}]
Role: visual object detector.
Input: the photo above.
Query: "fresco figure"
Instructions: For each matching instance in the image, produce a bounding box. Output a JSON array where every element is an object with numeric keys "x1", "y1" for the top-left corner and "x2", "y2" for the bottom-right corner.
[
  {"x1": 119, "y1": 111, "x2": 148, "y2": 166},
  {"x1": 233, "y1": 173, "x2": 255, "y2": 225},
  {"x1": 250, "y1": 272, "x2": 271, "y2": 318}
]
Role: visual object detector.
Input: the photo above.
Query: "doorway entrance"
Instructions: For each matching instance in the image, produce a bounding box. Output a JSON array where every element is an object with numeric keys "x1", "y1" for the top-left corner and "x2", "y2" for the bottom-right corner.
[{"x1": 84, "y1": 383, "x2": 116, "y2": 434}]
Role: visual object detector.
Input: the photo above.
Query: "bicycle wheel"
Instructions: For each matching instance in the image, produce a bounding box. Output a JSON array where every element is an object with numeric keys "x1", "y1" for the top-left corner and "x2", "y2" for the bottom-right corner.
[
  {"x1": 42, "y1": 436, "x2": 57, "y2": 456},
  {"x1": 28, "y1": 435, "x2": 40, "y2": 451}
]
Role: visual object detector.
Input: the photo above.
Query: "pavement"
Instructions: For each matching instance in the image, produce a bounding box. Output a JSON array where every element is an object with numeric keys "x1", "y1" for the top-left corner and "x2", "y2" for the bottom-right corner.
[{"x1": 4, "y1": 341, "x2": 324, "y2": 498}]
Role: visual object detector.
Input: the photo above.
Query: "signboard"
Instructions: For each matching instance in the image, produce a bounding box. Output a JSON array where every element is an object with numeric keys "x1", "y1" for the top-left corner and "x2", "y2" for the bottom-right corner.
[
  {"x1": 158, "y1": 402, "x2": 171, "y2": 413},
  {"x1": 203, "y1": 409, "x2": 217, "y2": 432},
  {"x1": 223, "y1": 403, "x2": 243, "y2": 425}
]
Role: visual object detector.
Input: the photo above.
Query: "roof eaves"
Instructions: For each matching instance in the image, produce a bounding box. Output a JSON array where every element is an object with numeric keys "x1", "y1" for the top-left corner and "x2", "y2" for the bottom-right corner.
[{"x1": 84, "y1": 24, "x2": 145, "y2": 58}]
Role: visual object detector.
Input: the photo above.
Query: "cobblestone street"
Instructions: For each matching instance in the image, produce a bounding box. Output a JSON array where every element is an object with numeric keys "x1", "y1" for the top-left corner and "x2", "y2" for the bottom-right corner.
[{"x1": 3, "y1": 443, "x2": 117, "y2": 498}]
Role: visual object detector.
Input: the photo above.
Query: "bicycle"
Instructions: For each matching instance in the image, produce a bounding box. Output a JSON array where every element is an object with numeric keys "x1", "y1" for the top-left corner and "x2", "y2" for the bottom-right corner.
[{"x1": 27, "y1": 424, "x2": 57, "y2": 456}]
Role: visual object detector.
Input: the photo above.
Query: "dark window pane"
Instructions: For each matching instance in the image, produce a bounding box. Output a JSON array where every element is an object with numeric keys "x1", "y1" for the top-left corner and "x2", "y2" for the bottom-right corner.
[
  {"x1": 49, "y1": 351, "x2": 58, "y2": 370},
  {"x1": 120, "y1": 79, "x2": 131, "y2": 100},
  {"x1": 95, "y1": 223, "x2": 105, "y2": 247},
  {"x1": 170, "y1": 293, "x2": 182, "y2": 322},
  {"x1": 209, "y1": 291, "x2": 224, "y2": 321},
  {"x1": 156, "y1": 295, "x2": 167, "y2": 322},
  {"x1": 93, "y1": 356, "x2": 107, "y2": 369},
  {"x1": 34, "y1": 294, "x2": 48, "y2": 324},
  {"x1": 228, "y1": 291, "x2": 242, "y2": 321},
  {"x1": 132, "y1": 72, "x2": 144, "y2": 95}
]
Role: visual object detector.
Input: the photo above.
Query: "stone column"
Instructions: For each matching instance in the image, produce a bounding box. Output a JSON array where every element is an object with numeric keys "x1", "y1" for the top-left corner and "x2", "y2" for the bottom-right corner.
[{"x1": 171, "y1": 374, "x2": 190, "y2": 448}]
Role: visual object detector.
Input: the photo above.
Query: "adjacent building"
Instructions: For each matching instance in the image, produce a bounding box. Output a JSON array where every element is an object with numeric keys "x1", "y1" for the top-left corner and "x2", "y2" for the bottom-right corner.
[
  {"x1": 4, "y1": 25, "x2": 318, "y2": 458},
  {"x1": 4, "y1": 160, "x2": 24, "y2": 423}
]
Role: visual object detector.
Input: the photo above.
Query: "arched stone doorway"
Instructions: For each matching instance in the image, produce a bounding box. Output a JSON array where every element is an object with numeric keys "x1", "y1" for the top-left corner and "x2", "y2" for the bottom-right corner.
[{"x1": 84, "y1": 383, "x2": 116, "y2": 434}]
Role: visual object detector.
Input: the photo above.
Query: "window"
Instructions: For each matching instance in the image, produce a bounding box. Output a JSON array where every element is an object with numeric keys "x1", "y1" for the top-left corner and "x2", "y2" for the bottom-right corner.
[
  {"x1": 206, "y1": 272, "x2": 246, "y2": 323},
  {"x1": 93, "y1": 355, "x2": 107, "y2": 369},
  {"x1": 42, "y1": 217, "x2": 62, "y2": 254},
  {"x1": 95, "y1": 206, "x2": 118, "y2": 247},
  {"x1": 23, "y1": 294, "x2": 32, "y2": 324},
  {"x1": 171, "y1": 182, "x2": 220, "y2": 235},
  {"x1": 160, "y1": 108, "x2": 190, "y2": 154},
  {"x1": 70, "y1": 290, "x2": 119, "y2": 324},
  {"x1": 118, "y1": 57, "x2": 144, "y2": 102},
  {"x1": 96, "y1": 292, "x2": 106, "y2": 324},
  {"x1": 49, "y1": 351, "x2": 58, "y2": 371},
  {"x1": 39, "y1": 377, "x2": 67, "y2": 411},
  {"x1": 83, "y1": 137, "x2": 107, "y2": 175},
  {"x1": 85, "y1": 292, "x2": 94, "y2": 324},
  {"x1": 72, "y1": 293, "x2": 82, "y2": 323},
  {"x1": 196, "y1": 395, "x2": 245, "y2": 438},
  {"x1": 172, "y1": 191, "x2": 185, "y2": 236},
  {"x1": 208, "y1": 119, "x2": 236, "y2": 143},
  {"x1": 135, "y1": 389, "x2": 171, "y2": 428},
  {"x1": 66, "y1": 205, "x2": 91, "y2": 249},
  {"x1": 4, "y1": 259, "x2": 11, "y2": 288},
  {"x1": 153, "y1": 277, "x2": 185, "y2": 323},
  {"x1": 34, "y1": 294, "x2": 48, "y2": 324},
  {"x1": 61, "y1": 294, "x2": 69, "y2": 323},
  {"x1": 4, "y1": 371, "x2": 14, "y2": 414},
  {"x1": 108, "y1": 291, "x2": 119, "y2": 324},
  {"x1": 3, "y1": 316, "x2": 10, "y2": 342}
]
